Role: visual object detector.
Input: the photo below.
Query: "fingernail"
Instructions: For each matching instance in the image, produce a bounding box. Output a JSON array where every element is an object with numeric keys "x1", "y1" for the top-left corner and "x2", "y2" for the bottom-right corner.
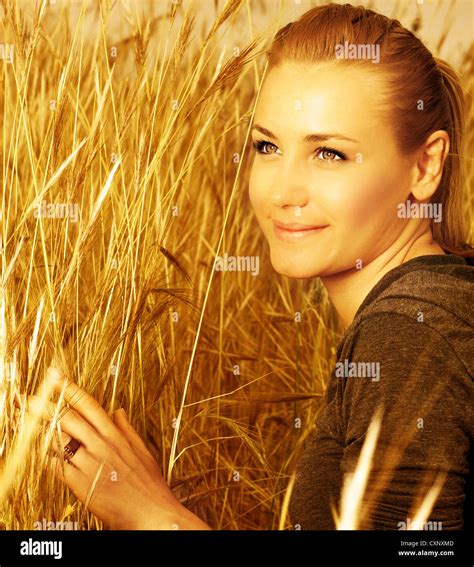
[{"x1": 120, "y1": 408, "x2": 128, "y2": 420}]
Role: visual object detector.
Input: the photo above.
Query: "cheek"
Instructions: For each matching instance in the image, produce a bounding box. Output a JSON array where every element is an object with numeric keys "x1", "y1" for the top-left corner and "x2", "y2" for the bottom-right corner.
[
  {"x1": 325, "y1": 166, "x2": 401, "y2": 229},
  {"x1": 248, "y1": 164, "x2": 268, "y2": 216}
]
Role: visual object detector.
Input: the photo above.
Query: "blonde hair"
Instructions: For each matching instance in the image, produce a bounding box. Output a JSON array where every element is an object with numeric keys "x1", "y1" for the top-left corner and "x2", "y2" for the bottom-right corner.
[{"x1": 266, "y1": 3, "x2": 473, "y2": 257}]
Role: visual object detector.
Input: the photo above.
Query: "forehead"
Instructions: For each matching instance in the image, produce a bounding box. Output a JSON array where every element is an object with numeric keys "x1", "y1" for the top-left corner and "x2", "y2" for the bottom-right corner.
[{"x1": 254, "y1": 62, "x2": 387, "y2": 140}]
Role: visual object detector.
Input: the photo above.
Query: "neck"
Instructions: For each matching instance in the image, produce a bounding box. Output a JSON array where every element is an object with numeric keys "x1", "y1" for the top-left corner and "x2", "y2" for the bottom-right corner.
[{"x1": 320, "y1": 229, "x2": 445, "y2": 329}]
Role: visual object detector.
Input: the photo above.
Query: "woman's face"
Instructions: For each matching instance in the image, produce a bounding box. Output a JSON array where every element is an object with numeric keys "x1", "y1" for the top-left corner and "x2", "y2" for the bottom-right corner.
[{"x1": 248, "y1": 61, "x2": 414, "y2": 278}]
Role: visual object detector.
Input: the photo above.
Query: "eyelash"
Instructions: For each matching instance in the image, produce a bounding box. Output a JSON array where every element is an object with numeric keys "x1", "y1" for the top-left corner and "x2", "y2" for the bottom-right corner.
[{"x1": 252, "y1": 139, "x2": 347, "y2": 162}]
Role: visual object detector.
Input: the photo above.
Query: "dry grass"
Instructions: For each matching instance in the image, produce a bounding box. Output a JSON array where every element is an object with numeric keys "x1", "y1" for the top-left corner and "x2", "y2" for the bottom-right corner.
[{"x1": 0, "y1": 0, "x2": 472, "y2": 531}]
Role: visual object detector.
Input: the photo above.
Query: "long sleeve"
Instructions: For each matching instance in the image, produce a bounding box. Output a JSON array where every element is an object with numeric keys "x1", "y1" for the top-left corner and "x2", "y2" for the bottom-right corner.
[
  {"x1": 289, "y1": 374, "x2": 344, "y2": 529},
  {"x1": 340, "y1": 312, "x2": 473, "y2": 530}
]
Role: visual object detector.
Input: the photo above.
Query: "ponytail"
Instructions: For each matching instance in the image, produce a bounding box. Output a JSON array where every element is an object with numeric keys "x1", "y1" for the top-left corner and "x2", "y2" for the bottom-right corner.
[{"x1": 432, "y1": 58, "x2": 474, "y2": 258}]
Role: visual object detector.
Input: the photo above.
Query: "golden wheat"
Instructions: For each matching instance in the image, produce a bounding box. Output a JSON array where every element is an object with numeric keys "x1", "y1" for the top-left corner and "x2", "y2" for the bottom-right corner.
[{"x1": 0, "y1": 0, "x2": 471, "y2": 531}]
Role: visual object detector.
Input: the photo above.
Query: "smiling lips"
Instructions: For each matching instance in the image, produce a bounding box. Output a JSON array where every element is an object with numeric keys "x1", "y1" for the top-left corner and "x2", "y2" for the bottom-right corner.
[{"x1": 272, "y1": 219, "x2": 329, "y2": 242}]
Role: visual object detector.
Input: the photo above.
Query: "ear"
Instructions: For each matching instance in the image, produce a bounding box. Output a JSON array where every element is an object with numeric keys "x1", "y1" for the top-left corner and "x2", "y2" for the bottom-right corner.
[{"x1": 410, "y1": 130, "x2": 450, "y2": 201}]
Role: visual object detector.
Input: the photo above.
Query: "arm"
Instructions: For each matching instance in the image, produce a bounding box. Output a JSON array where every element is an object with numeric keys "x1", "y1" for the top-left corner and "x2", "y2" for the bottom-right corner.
[
  {"x1": 289, "y1": 375, "x2": 345, "y2": 529},
  {"x1": 342, "y1": 312, "x2": 472, "y2": 529},
  {"x1": 138, "y1": 501, "x2": 212, "y2": 530}
]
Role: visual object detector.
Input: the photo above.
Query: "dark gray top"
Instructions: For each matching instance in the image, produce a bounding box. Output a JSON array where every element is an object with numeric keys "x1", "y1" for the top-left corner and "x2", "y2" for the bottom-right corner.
[{"x1": 289, "y1": 254, "x2": 473, "y2": 530}]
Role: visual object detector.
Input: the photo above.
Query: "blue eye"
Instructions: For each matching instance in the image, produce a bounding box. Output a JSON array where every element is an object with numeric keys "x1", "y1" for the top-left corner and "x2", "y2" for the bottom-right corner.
[{"x1": 252, "y1": 139, "x2": 347, "y2": 161}]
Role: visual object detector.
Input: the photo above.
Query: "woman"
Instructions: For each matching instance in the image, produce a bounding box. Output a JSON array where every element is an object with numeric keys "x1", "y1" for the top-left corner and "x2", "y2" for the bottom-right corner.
[{"x1": 28, "y1": 3, "x2": 473, "y2": 530}]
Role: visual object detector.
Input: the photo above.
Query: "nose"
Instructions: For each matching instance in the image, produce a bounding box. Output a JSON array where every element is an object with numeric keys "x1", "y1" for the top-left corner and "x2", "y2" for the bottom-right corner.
[{"x1": 271, "y1": 182, "x2": 309, "y2": 209}]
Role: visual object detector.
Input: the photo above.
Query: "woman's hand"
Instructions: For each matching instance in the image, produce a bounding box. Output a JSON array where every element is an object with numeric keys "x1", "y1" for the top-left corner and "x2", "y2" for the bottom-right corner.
[{"x1": 25, "y1": 366, "x2": 210, "y2": 530}]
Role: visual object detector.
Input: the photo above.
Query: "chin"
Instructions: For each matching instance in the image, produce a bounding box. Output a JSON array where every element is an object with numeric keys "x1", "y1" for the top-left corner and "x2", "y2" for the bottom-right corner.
[{"x1": 270, "y1": 255, "x2": 322, "y2": 279}]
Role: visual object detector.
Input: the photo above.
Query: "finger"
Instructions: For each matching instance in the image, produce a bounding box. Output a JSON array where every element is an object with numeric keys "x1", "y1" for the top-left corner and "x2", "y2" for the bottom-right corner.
[
  {"x1": 47, "y1": 455, "x2": 66, "y2": 483},
  {"x1": 26, "y1": 394, "x2": 111, "y2": 462},
  {"x1": 112, "y1": 409, "x2": 161, "y2": 475},
  {"x1": 47, "y1": 455, "x2": 97, "y2": 506},
  {"x1": 46, "y1": 367, "x2": 125, "y2": 448},
  {"x1": 112, "y1": 409, "x2": 152, "y2": 456},
  {"x1": 50, "y1": 431, "x2": 90, "y2": 472}
]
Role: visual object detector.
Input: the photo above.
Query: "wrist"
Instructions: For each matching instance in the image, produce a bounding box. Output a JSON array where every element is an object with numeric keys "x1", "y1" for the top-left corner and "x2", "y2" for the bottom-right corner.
[
  {"x1": 132, "y1": 501, "x2": 211, "y2": 530},
  {"x1": 163, "y1": 503, "x2": 212, "y2": 530}
]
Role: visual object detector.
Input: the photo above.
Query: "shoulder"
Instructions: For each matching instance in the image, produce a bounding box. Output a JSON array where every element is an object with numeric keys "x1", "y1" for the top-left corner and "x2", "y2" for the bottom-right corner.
[
  {"x1": 343, "y1": 259, "x2": 474, "y2": 378},
  {"x1": 347, "y1": 311, "x2": 469, "y2": 381},
  {"x1": 363, "y1": 257, "x2": 474, "y2": 328},
  {"x1": 338, "y1": 311, "x2": 473, "y2": 443}
]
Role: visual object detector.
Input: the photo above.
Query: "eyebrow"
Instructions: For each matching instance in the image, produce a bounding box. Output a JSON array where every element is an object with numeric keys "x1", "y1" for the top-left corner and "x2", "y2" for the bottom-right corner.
[{"x1": 251, "y1": 124, "x2": 359, "y2": 144}]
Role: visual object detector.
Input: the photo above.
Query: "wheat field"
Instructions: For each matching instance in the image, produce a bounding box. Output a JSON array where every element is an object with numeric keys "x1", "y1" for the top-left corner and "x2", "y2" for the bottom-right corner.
[{"x1": 0, "y1": 0, "x2": 472, "y2": 531}]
